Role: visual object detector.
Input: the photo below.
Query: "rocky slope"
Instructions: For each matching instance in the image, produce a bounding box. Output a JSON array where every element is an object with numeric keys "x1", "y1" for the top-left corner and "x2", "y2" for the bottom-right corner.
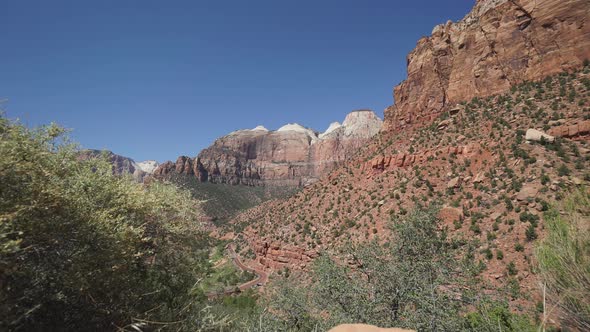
[
  {"x1": 227, "y1": 0, "x2": 590, "y2": 318},
  {"x1": 153, "y1": 110, "x2": 382, "y2": 186},
  {"x1": 384, "y1": 0, "x2": 590, "y2": 131},
  {"x1": 233, "y1": 67, "x2": 590, "y2": 315}
]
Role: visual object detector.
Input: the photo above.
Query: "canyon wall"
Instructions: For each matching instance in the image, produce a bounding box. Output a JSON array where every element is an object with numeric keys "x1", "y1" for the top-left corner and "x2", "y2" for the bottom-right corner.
[
  {"x1": 153, "y1": 110, "x2": 382, "y2": 186},
  {"x1": 384, "y1": 0, "x2": 590, "y2": 131}
]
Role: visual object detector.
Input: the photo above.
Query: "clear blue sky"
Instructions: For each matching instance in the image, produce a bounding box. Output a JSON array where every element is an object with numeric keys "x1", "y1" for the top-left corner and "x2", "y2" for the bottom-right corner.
[{"x1": 1, "y1": 1, "x2": 473, "y2": 162}]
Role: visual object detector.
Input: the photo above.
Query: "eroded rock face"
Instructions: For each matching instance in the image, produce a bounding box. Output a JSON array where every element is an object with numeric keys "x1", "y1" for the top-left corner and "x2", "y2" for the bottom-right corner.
[
  {"x1": 153, "y1": 110, "x2": 382, "y2": 186},
  {"x1": 384, "y1": 0, "x2": 590, "y2": 131},
  {"x1": 251, "y1": 239, "x2": 319, "y2": 270},
  {"x1": 548, "y1": 120, "x2": 590, "y2": 139},
  {"x1": 365, "y1": 145, "x2": 473, "y2": 172}
]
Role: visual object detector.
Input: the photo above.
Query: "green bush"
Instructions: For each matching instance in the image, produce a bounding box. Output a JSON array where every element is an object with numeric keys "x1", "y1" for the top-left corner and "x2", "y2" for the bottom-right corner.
[
  {"x1": 557, "y1": 163, "x2": 570, "y2": 176},
  {"x1": 0, "y1": 116, "x2": 216, "y2": 330},
  {"x1": 526, "y1": 224, "x2": 538, "y2": 241},
  {"x1": 507, "y1": 262, "x2": 517, "y2": 276},
  {"x1": 463, "y1": 300, "x2": 535, "y2": 332},
  {"x1": 260, "y1": 208, "x2": 462, "y2": 330},
  {"x1": 261, "y1": 207, "x2": 538, "y2": 331},
  {"x1": 536, "y1": 190, "x2": 590, "y2": 331}
]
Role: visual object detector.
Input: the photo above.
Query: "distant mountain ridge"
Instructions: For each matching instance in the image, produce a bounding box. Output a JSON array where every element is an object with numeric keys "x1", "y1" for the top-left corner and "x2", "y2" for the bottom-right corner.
[
  {"x1": 153, "y1": 110, "x2": 382, "y2": 186},
  {"x1": 77, "y1": 149, "x2": 158, "y2": 182}
]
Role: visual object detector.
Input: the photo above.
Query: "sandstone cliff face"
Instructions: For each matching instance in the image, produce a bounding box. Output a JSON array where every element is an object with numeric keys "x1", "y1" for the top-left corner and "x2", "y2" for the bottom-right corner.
[
  {"x1": 153, "y1": 110, "x2": 382, "y2": 186},
  {"x1": 384, "y1": 0, "x2": 590, "y2": 131}
]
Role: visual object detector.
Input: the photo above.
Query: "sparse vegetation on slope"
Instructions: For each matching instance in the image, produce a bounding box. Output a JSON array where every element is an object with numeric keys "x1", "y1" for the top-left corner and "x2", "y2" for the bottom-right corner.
[
  {"x1": 160, "y1": 173, "x2": 299, "y2": 227},
  {"x1": 248, "y1": 207, "x2": 536, "y2": 331},
  {"x1": 233, "y1": 64, "x2": 590, "y2": 320}
]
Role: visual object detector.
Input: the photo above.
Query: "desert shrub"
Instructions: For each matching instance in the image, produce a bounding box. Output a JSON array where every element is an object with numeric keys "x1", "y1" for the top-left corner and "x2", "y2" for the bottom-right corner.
[
  {"x1": 259, "y1": 207, "x2": 537, "y2": 331},
  {"x1": 0, "y1": 116, "x2": 217, "y2": 331},
  {"x1": 557, "y1": 164, "x2": 571, "y2": 176},
  {"x1": 463, "y1": 300, "x2": 535, "y2": 332},
  {"x1": 291, "y1": 208, "x2": 461, "y2": 330},
  {"x1": 536, "y1": 189, "x2": 590, "y2": 331},
  {"x1": 526, "y1": 224, "x2": 538, "y2": 241}
]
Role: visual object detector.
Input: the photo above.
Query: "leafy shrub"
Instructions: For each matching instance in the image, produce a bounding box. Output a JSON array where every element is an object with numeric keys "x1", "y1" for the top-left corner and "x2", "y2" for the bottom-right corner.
[
  {"x1": 263, "y1": 208, "x2": 462, "y2": 331},
  {"x1": 463, "y1": 300, "x2": 535, "y2": 332},
  {"x1": 262, "y1": 207, "x2": 537, "y2": 331},
  {"x1": 507, "y1": 262, "x2": 518, "y2": 276},
  {"x1": 526, "y1": 224, "x2": 538, "y2": 241},
  {"x1": 0, "y1": 116, "x2": 215, "y2": 330},
  {"x1": 557, "y1": 164, "x2": 571, "y2": 176}
]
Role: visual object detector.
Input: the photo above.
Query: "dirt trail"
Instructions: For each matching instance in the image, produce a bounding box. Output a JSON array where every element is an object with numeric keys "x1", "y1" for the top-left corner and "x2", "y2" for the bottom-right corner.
[
  {"x1": 227, "y1": 244, "x2": 268, "y2": 290},
  {"x1": 206, "y1": 244, "x2": 268, "y2": 299}
]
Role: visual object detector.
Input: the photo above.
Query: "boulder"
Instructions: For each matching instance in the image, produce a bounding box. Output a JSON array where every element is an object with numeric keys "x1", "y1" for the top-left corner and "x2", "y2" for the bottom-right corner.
[
  {"x1": 447, "y1": 177, "x2": 461, "y2": 189},
  {"x1": 525, "y1": 129, "x2": 555, "y2": 143},
  {"x1": 516, "y1": 185, "x2": 539, "y2": 201},
  {"x1": 473, "y1": 172, "x2": 485, "y2": 183},
  {"x1": 437, "y1": 119, "x2": 452, "y2": 130},
  {"x1": 439, "y1": 206, "x2": 464, "y2": 224}
]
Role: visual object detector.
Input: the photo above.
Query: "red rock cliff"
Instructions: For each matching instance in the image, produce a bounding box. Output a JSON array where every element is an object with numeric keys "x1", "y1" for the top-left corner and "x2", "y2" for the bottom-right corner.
[
  {"x1": 153, "y1": 110, "x2": 382, "y2": 186},
  {"x1": 384, "y1": 0, "x2": 590, "y2": 131}
]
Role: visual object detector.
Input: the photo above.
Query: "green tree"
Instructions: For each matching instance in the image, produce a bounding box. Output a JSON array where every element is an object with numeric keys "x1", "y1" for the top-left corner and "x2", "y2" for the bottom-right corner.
[{"x1": 0, "y1": 116, "x2": 219, "y2": 331}]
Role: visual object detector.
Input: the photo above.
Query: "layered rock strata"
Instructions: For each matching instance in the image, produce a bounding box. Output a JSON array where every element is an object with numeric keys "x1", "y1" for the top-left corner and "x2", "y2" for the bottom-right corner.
[
  {"x1": 153, "y1": 110, "x2": 383, "y2": 186},
  {"x1": 384, "y1": 0, "x2": 590, "y2": 131}
]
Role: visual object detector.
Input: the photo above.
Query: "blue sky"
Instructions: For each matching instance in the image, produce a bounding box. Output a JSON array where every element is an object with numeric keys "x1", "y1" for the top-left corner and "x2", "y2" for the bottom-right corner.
[{"x1": 1, "y1": 1, "x2": 473, "y2": 162}]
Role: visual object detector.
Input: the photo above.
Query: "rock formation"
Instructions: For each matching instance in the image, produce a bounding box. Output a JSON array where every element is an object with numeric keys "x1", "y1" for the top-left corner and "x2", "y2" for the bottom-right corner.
[
  {"x1": 525, "y1": 129, "x2": 555, "y2": 143},
  {"x1": 78, "y1": 149, "x2": 158, "y2": 182},
  {"x1": 548, "y1": 120, "x2": 590, "y2": 139},
  {"x1": 384, "y1": 0, "x2": 590, "y2": 131},
  {"x1": 251, "y1": 239, "x2": 319, "y2": 270},
  {"x1": 136, "y1": 160, "x2": 159, "y2": 174},
  {"x1": 365, "y1": 145, "x2": 473, "y2": 172},
  {"x1": 229, "y1": 1, "x2": 590, "y2": 298},
  {"x1": 153, "y1": 110, "x2": 382, "y2": 186}
]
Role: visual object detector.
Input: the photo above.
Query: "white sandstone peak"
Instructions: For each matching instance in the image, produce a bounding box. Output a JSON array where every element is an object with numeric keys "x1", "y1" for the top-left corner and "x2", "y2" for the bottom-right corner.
[
  {"x1": 342, "y1": 110, "x2": 382, "y2": 138},
  {"x1": 319, "y1": 122, "x2": 342, "y2": 139},
  {"x1": 277, "y1": 123, "x2": 318, "y2": 138},
  {"x1": 277, "y1": 123, "x2": 306, "y2": 132},
  {"x1": 136, "y1": 160, "x2": 159, "y2": 174},
  {"x1": 251, "y1": 125, "x2": 269, "y2": 131},
  {"x1": 342, "y1": 110, "x2": 380, "y2": 126}
]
